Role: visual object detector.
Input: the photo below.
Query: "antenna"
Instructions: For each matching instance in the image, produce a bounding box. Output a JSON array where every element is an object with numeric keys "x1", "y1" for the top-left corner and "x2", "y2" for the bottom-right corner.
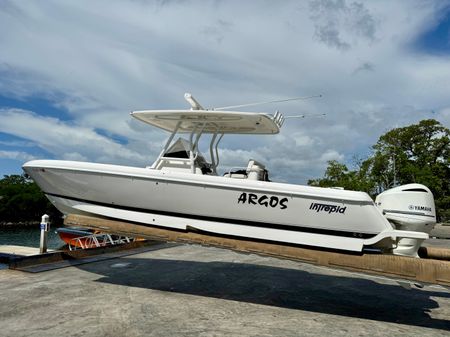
[
  {"x1": 184, "y1": 93, "x2": 204, "y2": 110},
  {"x1": 271, "y1": 111, "x2": 326, "y2": 128},
  {"x1": 182, "y1": 93, "x2": 325, "y2": 125},
  {"x1": 284, "y1": 113, "x2": 326, "y2": 119},
  {"x1": 213, "y1": 94, "x2": 322, "y2": 111}
]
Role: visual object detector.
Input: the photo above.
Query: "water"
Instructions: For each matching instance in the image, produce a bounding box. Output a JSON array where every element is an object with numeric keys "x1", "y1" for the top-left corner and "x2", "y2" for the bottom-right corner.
[{"x1": 0, "y1": 225, "x2": 66, "y2": 250}]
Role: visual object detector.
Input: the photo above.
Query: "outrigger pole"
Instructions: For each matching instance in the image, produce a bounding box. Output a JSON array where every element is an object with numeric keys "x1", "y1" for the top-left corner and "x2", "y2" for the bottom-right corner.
[
  {"x1": 213, "y1": 94, "x2": 323, "y2": 111},
  {"x1": 183, "y1": 92, "x2": 323, "y2": 112}
]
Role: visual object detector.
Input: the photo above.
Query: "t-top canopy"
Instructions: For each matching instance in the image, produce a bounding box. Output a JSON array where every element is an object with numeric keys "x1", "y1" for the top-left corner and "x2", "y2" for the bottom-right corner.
[{"x1": 130, "y1": 110, "x2": 281, "y2": 134}]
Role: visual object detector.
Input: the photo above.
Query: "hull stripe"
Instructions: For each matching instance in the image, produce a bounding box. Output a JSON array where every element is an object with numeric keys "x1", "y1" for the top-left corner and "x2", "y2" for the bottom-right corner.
[{"x1": 382, "y1": 209, "x2": 435, "y2": 218}]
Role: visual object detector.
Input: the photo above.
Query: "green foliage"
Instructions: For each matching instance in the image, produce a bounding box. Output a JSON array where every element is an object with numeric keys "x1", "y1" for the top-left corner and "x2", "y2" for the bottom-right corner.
[
  {"x1": 308, "y1": 119, "x2": 450, "y2": 220},
  {"x1": 0, "y1": 174, "x2": 62, "y2": 223},
  {"x1": 308, "y1": 160, "x2": 376, "y2": 194},
  {"x1": 371, "y1": 119, "x2": 449, "y2": 193}
]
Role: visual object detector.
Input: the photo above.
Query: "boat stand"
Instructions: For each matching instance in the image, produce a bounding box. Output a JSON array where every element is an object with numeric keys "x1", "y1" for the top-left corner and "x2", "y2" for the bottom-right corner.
[{"x1": 64, "y1": 214, "x2": 450, "y2": 289}]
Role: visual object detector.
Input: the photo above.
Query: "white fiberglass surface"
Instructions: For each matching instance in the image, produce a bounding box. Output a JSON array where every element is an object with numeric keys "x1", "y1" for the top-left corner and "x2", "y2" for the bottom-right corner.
[
  {"x1": 130, "y1": 110, "x2": 279, "y2": 134},
  {"x1": 23, "y1": 160, "x2": 393, "y2": 235},
  {"x1": 48, "y1": 195, "x2": 366, "y2": 252},
  {"x1": 23, "y1": 160, "x2": 374, "y2": 203}
]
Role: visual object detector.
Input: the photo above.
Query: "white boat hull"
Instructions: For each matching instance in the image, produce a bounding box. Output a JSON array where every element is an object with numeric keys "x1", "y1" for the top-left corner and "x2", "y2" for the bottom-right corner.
[{"x1": 23, "y1": 160, "x2": 429, "y2": 255}]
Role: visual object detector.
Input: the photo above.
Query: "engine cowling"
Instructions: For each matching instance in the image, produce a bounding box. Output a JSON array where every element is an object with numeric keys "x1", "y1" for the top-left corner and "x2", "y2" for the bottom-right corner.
[
  {"x1": 375, "y1": 183, "x2": 436, "y2": 256},
  {"x1": 375, "y1": 183, "x2": 436, "y2": 233}
]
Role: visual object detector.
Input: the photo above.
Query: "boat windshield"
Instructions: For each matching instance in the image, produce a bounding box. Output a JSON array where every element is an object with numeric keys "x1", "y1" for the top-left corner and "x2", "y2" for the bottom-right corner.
[{"x1": 163, "y1": 138, "x2": 190, "y2": 159}]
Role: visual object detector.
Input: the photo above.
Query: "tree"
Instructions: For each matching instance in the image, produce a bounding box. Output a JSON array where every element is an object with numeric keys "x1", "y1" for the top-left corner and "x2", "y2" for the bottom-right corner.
[
  {"x1": 308, "y1": 160, "x2": 375, "y2": 193},
  {"x1": 371, "y1": 119, "x2": 449, "y2": 190},
  {"x1": 0, "y1": 174, "x2": 62, "y2": 224},
  {"x1": 308, "y1": 119, "x2": 450, "y2": 220}
]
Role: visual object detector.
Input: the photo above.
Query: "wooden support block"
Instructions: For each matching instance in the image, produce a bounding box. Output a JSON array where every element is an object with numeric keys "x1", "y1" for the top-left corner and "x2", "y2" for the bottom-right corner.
[{"x1": 65, "y1": 214, "x2": 450, "y2": 287}]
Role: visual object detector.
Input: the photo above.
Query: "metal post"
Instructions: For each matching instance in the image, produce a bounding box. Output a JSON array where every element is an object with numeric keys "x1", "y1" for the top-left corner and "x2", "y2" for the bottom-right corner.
[
  {"x1": 39, "y1": 214, "x2": 50, "y2": 254},
  {"x1": 151, "y1": 121, "x2": 181, "y2": 169}
]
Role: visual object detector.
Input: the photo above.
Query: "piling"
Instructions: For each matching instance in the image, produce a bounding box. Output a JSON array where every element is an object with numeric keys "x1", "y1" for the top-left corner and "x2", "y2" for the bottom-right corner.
[{"x1": 39, "y1": 214, "x2": 50, "y2": 254}]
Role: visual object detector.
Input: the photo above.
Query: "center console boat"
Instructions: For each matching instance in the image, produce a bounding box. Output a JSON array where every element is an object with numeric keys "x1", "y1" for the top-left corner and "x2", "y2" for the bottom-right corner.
[{"x1": 23, "y1": 94, "x2": 437, "y2": 257}]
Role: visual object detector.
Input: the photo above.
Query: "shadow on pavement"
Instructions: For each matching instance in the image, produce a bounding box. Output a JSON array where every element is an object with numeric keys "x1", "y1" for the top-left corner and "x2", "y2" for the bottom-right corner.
[{"x1": 78, "y1": 257, "x2": 450, "y2": 330}]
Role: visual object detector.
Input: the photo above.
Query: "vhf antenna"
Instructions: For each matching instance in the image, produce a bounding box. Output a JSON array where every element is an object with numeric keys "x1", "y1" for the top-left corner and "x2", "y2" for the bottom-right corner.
[
  {"x1": 213, "y1": 94, "x2": 322, "y2": 111},
  {"x1": 183, "y1": 93, "x2": 326, "y2": 126}
]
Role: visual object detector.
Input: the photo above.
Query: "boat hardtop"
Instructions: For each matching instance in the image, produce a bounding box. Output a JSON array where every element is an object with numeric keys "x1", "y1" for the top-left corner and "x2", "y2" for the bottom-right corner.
[{"x1": 131, "y1": 109, "x2": 281, "y2": 134}]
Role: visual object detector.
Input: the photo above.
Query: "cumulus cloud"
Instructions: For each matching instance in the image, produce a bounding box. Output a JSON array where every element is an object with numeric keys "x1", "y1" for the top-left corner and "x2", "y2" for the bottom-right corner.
[
  {"x1": 0, "y1": 108, "x2": 150, "y2": 166},
  {"x1": 0, "y1": 150, "x2": 36, "y2": 161},
  {"x1": 0, "y1": 0, "x2": 449, "y2": 183}
]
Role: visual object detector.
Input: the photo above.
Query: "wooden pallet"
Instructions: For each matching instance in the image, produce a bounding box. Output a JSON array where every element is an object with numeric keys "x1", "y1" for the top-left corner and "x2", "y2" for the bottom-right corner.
[{"x1": 65, "y1": 214, "x2": 450, "y2": 287}]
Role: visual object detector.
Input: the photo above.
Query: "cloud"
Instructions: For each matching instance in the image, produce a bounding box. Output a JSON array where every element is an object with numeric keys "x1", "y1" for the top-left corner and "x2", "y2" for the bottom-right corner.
[
  {"x1": 309, "y1": 0, "x2": 377, "y2": 50},
  {"x1": 200, "y1": 19, "x2": 234, "y2": 44},
  {"x1": 352, "y1": 61, "x2": 375, "y2": 74},
  {"x1": 437, "y1": 107, "x2": 450, "y2": 126},
  {"x1": 0, "y1": 140, "x2": 35, "y2": 147},
  {"x1": 0, "y1": 108, "x2": 149, "y2": 166},
  {"x1": 0, "y1": 150, "x2": 36, "y2": 161}
]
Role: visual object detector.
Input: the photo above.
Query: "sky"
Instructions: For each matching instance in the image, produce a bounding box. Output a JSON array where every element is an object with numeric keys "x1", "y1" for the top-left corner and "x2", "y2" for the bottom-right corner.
[{"x1": 0, "y1": 0, "x2": 449, "y2": 184}]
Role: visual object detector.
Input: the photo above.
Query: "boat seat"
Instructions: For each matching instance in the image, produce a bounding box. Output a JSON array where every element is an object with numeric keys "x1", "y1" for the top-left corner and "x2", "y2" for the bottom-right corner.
[
  {"x1": 223, "y1": 169, "x2": 248, "y2": 179},
  {"x1": 224, "y1": 160, "x2": 270, "y2": 180}
]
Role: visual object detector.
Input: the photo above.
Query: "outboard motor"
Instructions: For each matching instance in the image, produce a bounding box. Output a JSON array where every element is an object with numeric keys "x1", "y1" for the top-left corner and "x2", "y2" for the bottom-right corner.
[{"x1": 375, "y1": 183, "x2": 436, "y2": 256}]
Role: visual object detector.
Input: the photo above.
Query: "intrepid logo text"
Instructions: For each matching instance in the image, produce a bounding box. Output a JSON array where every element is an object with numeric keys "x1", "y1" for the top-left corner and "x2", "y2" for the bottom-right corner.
[{"x1": 309, "y1": 202, "x2": 346, "y2": 214}]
